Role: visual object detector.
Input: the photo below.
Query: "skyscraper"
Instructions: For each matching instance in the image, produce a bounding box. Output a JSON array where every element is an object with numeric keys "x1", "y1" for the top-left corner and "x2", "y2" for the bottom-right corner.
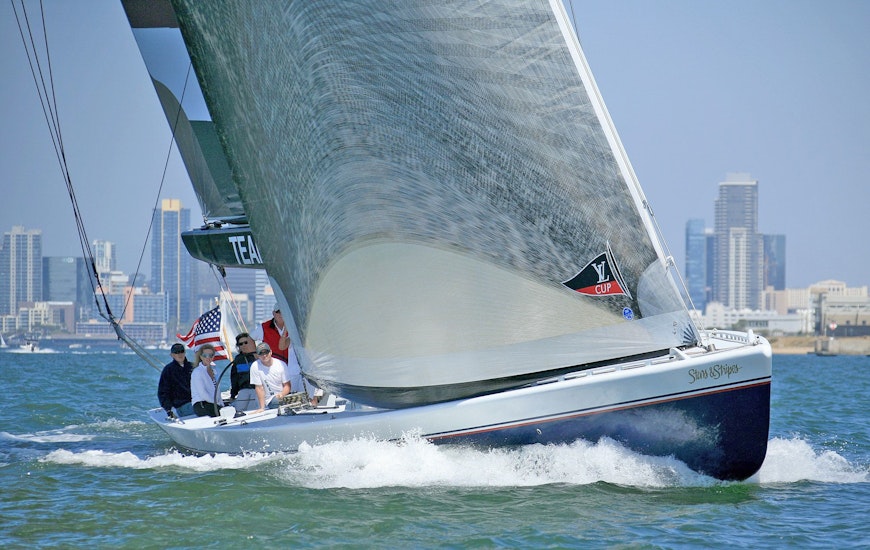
[
  {"x1": 225, "y1": 268, "x2": 258, "y2": 325},
  {"x1": 763, "y1": 234, "x2": 786, "y2": 290},
  {"x1": 255, "y1": 269, "x2": 273, "y2": 322},
  {"x1": 713, "y1": 174, "x2": 763, "y2": 310},
  {"x1": 0, "y1": 226, "x2": 42, "y2": 316},
  {"x1": 92, "y1": 239, "x2": 117, "y2": 275},
  {"x1": 684, "y1": 219, "x2": 707, "y2": 311},
  {"x1": 42, "y1": 256, "x2": 91, "y2": 320},
  {"x1": 151, "y1": 199, "x2": 192, "y2": 330}
]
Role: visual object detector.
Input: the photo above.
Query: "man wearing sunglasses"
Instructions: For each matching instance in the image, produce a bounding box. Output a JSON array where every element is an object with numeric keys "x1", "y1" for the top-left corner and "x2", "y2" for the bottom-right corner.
[
  {"x1": 228, "y1": 332, "x2": 258, "y2": 411},
  {"x1": 250, "y1": 341, "x2": 304, "y2": 412}
]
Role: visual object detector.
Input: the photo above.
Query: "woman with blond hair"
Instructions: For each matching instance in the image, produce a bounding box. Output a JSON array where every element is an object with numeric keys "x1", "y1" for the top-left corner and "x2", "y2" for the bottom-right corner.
[{"x1": 191, "y1": 343, "x2": 223, "y2": 417}]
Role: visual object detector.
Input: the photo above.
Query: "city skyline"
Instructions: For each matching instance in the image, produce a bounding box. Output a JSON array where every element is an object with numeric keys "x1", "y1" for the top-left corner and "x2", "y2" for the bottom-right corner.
[
  {"x1": 10, "y1": 217, "x2": 861, "y2": 297},
  {"x1": 1, "y1": 1, "x2": 869, "y2": 287}
]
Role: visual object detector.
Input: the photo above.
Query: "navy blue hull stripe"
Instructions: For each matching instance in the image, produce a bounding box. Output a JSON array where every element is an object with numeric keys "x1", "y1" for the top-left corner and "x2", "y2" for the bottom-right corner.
[{"x1": 426, "y1": 376, "x2": 771, "y2": 440}]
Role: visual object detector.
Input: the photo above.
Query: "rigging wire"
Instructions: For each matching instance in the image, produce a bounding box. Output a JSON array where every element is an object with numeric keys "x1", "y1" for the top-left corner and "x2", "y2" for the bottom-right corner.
[
  {"x1": 122, "y1": 62, "x2": 195, "y2": 320},
  {"x1": 11, "y1": 0, "x2": 164, "y2": 369},
  {"x1": 208, "y1": 264, "x2": 250, "y2": 340},
  {"x1": 642, "y1": 200, "x2": 705, "y2": 335},
  {"x1": 565, "y1": 0, "x2": 703, "y2": 340}
]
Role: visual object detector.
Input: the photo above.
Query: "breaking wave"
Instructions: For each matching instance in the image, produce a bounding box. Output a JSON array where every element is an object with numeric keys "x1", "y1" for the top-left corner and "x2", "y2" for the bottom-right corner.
[
  {"x1": 38, "y1": 434, "x2": 867, "y2": 488},
  {"x1": 752, "y1": 437, "x2": 868, "y2": 484}
]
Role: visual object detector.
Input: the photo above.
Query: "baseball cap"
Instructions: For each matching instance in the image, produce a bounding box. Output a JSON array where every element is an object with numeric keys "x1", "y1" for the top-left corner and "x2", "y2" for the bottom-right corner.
[{"x1": 256, "y1": 342, "x2": 271, "y2": 354}]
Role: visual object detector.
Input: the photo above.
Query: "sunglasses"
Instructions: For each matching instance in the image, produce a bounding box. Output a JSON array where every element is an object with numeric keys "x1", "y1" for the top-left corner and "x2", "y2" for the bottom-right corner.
[
  {"x1": 237, "y1": 340, "x2": 251, "y2": 346},
  {"x1": 202, "y1": 353, "x2": 215, "y2": 358},
  {"x1": 257, "y1": 350, "x2": 271, "y2": 356}
]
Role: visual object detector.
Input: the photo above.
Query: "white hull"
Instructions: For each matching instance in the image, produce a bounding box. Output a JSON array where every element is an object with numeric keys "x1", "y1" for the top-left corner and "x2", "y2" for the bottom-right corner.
[{"x1": 150, "y1": 331, "x2": 772, "y2": 480}]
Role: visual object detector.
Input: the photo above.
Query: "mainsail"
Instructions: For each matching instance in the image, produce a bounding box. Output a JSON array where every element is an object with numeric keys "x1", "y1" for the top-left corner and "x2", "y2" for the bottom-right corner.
[{"x1": 123, "y1": 0, "x2": 699, "y2": 407}]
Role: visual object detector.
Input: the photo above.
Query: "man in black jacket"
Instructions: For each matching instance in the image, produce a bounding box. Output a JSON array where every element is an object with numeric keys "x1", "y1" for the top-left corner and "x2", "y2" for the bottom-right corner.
[
  {"x1": 157, "y1": 343, "x2": 194, "y2": 418},
  {"x1": 229, "y1": 332, "x2": 258, "y2": 410}
]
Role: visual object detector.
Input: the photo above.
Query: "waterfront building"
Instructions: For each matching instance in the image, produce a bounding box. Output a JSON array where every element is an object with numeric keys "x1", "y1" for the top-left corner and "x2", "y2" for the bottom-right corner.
[
  {"x1": 0, "y1": 226, "x2": 43, "y2": 316},
  {"x1": 150, "y1": 199, "x2": 193, "y2": 331},
  {"x1": 254, "y1": 269, "x2": 274, "y2": 322},
  {"x1": 684, "y1": 219, "x2": 708, "y2": 311},
  {"x1": 761, "y1": 286, "x2": 807, "y2": 315},
  {"x1": 92, "y1": 239, "x2": 117, "y2": 275},
  {"x1": 192, "y1": 260, "x2": 221, "y2": 309},
  {"x1": 81, "y1": 286, "x2": 168, "y2": 342},
  {"x1": 224, "y1": 268, "x2": 258, "y2": 325},
  {"x1": 43, "y1": 256, "x2": 91, "y2": 320},
  {"x1": 762, "y1": 234, "x2": 786, "y2": 291},
  {"x1": 101, "y1": 271, "x2": 131, "y2": 295},
  {"x1": 712, "y1": 173, "x2": 763, "y2": 310},
  {"x1": 700, "y1": 301, "x2": 808, "y2": 335},
  {"x1": 809, "y1": 280, "x2": 870, "y2": 337},
  {"x1": 132, "y1": 290, "x2": 169, "y2": 324}
]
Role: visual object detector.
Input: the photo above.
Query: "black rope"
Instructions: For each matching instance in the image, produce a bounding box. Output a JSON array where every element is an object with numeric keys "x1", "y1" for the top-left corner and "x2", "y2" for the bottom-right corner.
[
  {"x1": 123, "y1": 62, "x2": 195, "y2": 319},
  {"x1": 11, "y1": 0, "x2": 163, "y2": 369}
]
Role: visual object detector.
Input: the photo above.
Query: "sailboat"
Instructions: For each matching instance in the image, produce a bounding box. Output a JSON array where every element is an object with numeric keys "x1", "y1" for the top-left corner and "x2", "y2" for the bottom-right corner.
[
  {"x1": 116, "y1": 1, "x2": 771, "y2": 480},
  {"x1": 0, "y1": 333, "x2": 7, "y2": 349}
]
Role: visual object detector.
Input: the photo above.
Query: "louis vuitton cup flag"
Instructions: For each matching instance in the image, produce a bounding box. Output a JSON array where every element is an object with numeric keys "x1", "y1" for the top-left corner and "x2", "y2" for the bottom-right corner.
[
  {"x1": 562, "y1": 244, "x2": 632, "y2": 298},
  {"x1": 176, "y1": 305, "x2": 231, "y2": 360}
]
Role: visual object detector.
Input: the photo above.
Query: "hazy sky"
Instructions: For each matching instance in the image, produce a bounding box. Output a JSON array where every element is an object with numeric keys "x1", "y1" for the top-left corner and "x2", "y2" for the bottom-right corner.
[{"x1": 2, "y1": 1, "x2": 868, "y2": 288}]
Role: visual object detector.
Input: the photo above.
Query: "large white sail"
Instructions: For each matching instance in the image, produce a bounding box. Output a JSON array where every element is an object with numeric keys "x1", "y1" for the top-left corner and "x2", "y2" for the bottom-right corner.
[{"x1": 126, "y1": 0, "x2": 699, "y2": 407}]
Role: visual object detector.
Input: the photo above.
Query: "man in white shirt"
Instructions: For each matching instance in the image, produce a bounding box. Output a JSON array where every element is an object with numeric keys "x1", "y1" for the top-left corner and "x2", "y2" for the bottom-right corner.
[{"x1": 250, "y1": 341, "x2": 303, "y2": 411}]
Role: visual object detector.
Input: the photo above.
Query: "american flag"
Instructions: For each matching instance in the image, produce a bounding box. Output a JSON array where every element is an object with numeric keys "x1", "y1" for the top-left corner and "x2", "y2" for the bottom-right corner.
[{"x1": 176, "y1": 306, "x2": 229, "y2": 360}]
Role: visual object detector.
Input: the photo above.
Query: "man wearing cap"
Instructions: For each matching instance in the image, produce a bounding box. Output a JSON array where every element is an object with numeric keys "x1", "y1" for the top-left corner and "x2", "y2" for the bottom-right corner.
[
  {"x1": 249, "y1": 341, "x2": 304, "y2": 412},
  {"x1": 228, "y1": 332, "x2": 258, "y2": 411},
  {"x1": 157, "y1": 343, "x2": 195, "y2": 418},
  {"x1": 248, "y1": 305, "x2": 290, "y2": 363}
]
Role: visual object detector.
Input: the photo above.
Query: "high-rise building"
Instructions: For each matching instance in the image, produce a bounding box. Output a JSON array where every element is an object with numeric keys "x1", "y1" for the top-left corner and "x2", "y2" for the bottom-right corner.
[
  {"x1": 42, "y1": 256, "x2": 91, "y2": 320},
  {"x1": 713, "y1": 174, "x2": 763, "y2": 310},
  {"x1": 225, "y1": 268, "x2": 258, "y2": 325},
  {"x1": 705, "y1": 231, "x2": 715, "y2": 307},
  {"x1": 150, "y1": 199, "x2": 192, "y2": 330},
  {"x1": 0, "y1": 226, "x2": 43, "y2": 316},
  {"x1": 763, "y1": 234, "x2": 786, "y2": 291},
  {"x1": 191, "y1": 259, "x2": 222, "y2": 313},
  {"x1": 92, "y1": 239, "x2": 117, "y2": 275},
  {"x1": 255, "y1": 269, "x2": 274, "y2": 322},
  {"x1": 127, "y1": 288, "x2": 168, "y2": 324},
  {"x1": 684, "y1": 219, "x2": 707, "y2": 311}
]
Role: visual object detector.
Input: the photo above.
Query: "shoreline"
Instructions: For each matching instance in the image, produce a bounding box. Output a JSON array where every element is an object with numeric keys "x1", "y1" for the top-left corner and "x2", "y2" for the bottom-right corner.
[
  {"x1": 772, "y1": 347, "x2": 813, "y2": 355},
  {"x1": 769, "y1": 335, "x2": 870, "y2": 356}
]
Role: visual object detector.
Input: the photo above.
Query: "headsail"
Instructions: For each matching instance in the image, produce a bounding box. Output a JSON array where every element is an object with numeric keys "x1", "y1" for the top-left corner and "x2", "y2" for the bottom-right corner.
[
  {"x1": 151, "y1": 79, "x2": 244, "y2": 224},
  {"x1": 123, "y1": 0, "x2": 699, "y2": 407},
  {"x1": 122, "y1": 1, "x2": 244, "y2": 224}
]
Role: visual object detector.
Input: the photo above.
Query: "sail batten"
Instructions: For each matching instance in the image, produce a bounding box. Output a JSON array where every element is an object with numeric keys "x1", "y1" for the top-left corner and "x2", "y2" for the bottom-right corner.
[{"x1": 127, "y1": 0, "x2": 698, "y2": 407}]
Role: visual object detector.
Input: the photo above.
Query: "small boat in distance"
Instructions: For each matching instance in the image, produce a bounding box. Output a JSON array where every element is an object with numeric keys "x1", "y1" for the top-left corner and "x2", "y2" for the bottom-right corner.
[
  {"x1": 20, "y1": 340, "x2": 39, "y2": 353},
  {"x1": 0, "y1": 333, "x2": 7, "y2": 349},
  {"x1": 34, "y1": 0, "x2": 773, "y2": 481},
  {"x1": 5, "y1": 337, "x2": 54, "y2": 354}
]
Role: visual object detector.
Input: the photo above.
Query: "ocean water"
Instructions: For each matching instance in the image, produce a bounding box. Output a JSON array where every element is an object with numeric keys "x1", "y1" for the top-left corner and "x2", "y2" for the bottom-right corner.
[{"x1": 0, "y1": 350, "x2": 867, "y2": 548}]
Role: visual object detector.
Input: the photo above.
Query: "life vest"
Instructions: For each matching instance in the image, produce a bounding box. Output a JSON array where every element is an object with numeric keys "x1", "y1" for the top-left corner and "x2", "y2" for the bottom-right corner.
[{"x1": 261, "y1": 319, "x2": 288, "y2": 362}]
